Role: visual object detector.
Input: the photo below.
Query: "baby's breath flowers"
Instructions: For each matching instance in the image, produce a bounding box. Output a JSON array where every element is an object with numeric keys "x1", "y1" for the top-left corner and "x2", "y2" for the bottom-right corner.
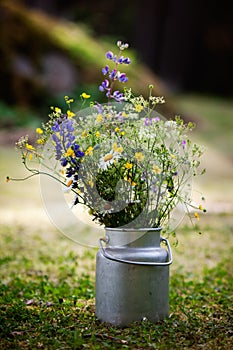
[{"x1": 8, "y1": 41, "x2": 206, "y2": 233}]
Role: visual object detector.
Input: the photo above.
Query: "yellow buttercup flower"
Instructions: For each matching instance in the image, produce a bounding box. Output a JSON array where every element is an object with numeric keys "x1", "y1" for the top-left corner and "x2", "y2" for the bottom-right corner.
[
  {"x1": 115, "y1": 127, "x2": 120, "y2": 132},
  {"x1": 37, "y1": 139, "x2": 45, "y2": 145},
  {"x1": 82, "y1": 130, "x2": 87, "y2": 138},
  {"x1": 64, "y1": 148, "x2": 75, "y2": 158},
  {"x1": 81, "y1": 92, "x2": 91, "y2": 99},
  {"x1": 96, "y1": 131, "x2": 100, "y2": 138},
  {"x1": 194, "y1": 212, "x2": 200, "y2": 220},
  {"x1": 124, "y1": 176, "x2": 136, "y2": 187},
  {"x1": 116, "y1": 146, "x2": 123, "y2": 153},
  {"x1": 64, "y1": 96, "x2": 74, "y2": 104},
  {"x1": 25, "y1": 143, "x2": 35, "y2": 151},
  {"x1": 67, "y1": 110, "x2": 75, "y2": 118},
  {"x1": 36, "y1": 128, "x2": 43, "y2": 134},
  {"x1": 125, "y1": 163, "x2": 133, "y2": 169},
  {"x1": 85, "y1": 146, "x2": 93, "y2": 156},
  {"x1": 112, "y1": 143, "x2": 118, "y2": 152},
  {"x1": 55, "y1": 107, "x2": 61, "y2": 114},
  {"x1": 96, "y1": 114, "x2": 104, "y2": 123},
  {"x1": 153, "y1": 165, "x2": 162, "y2": 174},
  {"x1": 134, "y1": 104, "x2": 144, "y2": 113}
]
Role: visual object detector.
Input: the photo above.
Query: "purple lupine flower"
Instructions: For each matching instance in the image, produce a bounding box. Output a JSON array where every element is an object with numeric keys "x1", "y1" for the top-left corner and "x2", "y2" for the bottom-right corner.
[
  {"x1": 118, "y1": 73, "x2": 128, "y2": 83},
  {"x1": 106, "y1": 89, "x2": 111, "y2": 97},
  {"x1": 117, "y1": 56, "x2": 124, "y2": 64},
  {"x1": 109, "y1": 69, "x2": 117, "y2": 79},
  {"x1": 61, "y1": 158, "x2": 68, "y2": 167},
  {"x1": 145, "y1": 118, "x2": 152, "y2": 126},
  {"x1": 99, "y1": 79, "x2": 109, "y2": 92},
  {"x1": 112, "y1": 91, "x2": 125, "y2": 102},
  {"x1": 106, "y1": 51, "x2": 114, "y2": 60},
  {"x1": 123, "y1": 57, "x2": 131, "y2": 64},
  {"x1": 112, "y1": 55, "x2": 117, "y2": 62},
  {"x1": 102, "y1": 65, "x2": 109, "y2": 75}
]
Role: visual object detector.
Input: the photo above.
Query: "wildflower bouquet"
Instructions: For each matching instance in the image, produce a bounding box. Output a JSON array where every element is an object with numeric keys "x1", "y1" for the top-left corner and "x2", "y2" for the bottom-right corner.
[{"x1": 9, "y1": 41, "x2": 206, "y2": 232}]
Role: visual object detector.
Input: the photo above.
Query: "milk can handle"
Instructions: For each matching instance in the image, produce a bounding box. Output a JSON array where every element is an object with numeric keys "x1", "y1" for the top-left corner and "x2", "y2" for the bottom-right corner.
[{"x1": 99, "y1": 236, "x2": 173, "y2": 266}]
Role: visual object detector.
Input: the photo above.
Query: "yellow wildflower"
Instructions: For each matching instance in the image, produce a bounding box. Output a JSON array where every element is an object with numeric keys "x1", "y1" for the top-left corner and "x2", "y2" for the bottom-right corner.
[
  {"x1": 115, "y1": 127, "x2": 120, "y2": 132},
  {"x1": 120, "y1": 131, "x2": 125, "y2": 136},
  {"x1": 81, "y1": 92, "x2": 91, "y2": 99},
  {"x1": 64, "y1": 148, "x2": 75, "y2": 158},
  {"x1": 125, "y1": 163, "x2": 133, "y2": 169},
  {"x1": 198, "y1": 204, "x2": 203, "y2": 210},
  {"x1": 116, "y1": 146, "x2": 123, "y2": 153},
  {"x1": 67, "y1": 110, "x2": 75, "y2": 118},
  {"x1": 85, "y1": 146, "x2": 93, "y2": 156},
  {"x1": 134, "y1": 104, "x2": 144, "y2": 113},
  {"x1": 96, "y1": 131, "x2": 100, "y2": 138},
  {"x1": 36, "y1": 128, "x2": 43, "y2": 134},
  {"x1": 96, "y1": 114, "x2": 104, "y2": 123},
  {"x1": 64, "y1": 96, "x2": 74, "y2": 104},
  {"x1": 135, "y1": 152, "x2": 144, "y2": 162},
  {"x1": 194, "y1": 212, "x2": 200, "y2": 220},
  {"x1": 82, "y1": 130, "x2": 87, "y2": 138},
  {"x1": 153, "y1": 165, "x2": 162, "y2": 174},
  {"x1": 28, "y1": 153, "x2": 33, "y2": 161},
  {"x1": 112, "y1": 143, "x2": 118, "y2": 152},
  {"x1": 55, "y1": 107, "x2": 61, "y2": 114},
  {"x1": 124, "y1": 176, "x2": 136, "y2": 186},
  {"x1": 25, "y1": 143, "x2": 35, "y2": 151},
  {"x1": 122, "y1": 112, "x2": 128, "y2": 118},
  {"x1": 37, "y1": 139, "x2": 45, "y2": 145}
]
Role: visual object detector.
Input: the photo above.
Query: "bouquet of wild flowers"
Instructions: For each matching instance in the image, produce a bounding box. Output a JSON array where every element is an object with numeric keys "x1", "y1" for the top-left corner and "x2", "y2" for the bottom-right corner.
[{"x1": 8, "y1": 41, "x2": 206, "y2": 232}]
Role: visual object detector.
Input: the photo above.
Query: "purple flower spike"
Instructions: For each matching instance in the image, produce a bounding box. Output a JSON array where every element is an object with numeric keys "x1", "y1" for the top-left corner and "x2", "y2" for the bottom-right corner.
[
  {"x1": 118, "y1": 73, "x2": 128, "y2": 83},
  {"x1": 106, "y1": 89, "x2": 111, "y2": 97},
  {"x1": 117, "y1": 56, "x2": 124, "y2": 64},
  {"x1": 99, "y1": 79, "x2": 109, "y2": 91},
  {"x1": 102, "y1": 65, "x2": 109, "y2": 75},
  {"x1": 109, "y1": 69, "x2": 117, "y2": 79},
  {"x1": 123, "y1": 57, "x2": 131, "y2": 64},
  {"x1": 106, "y1": 51, "x2": 114, "y2": 60},
  {"x1": 112, "y1": 91, "x2": 125, "y2": 102}
]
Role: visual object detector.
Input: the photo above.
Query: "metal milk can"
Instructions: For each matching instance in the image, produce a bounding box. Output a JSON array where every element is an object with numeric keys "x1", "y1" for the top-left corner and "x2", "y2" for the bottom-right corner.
[{"x1": 95, "y1": 227, "x2": 173, "y2": 327}]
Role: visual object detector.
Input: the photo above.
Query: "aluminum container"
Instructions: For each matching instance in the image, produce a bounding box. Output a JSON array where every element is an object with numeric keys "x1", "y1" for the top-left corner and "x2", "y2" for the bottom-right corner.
[{"x1": 95, "y1": 227, "x2": 172, "y2": 326}]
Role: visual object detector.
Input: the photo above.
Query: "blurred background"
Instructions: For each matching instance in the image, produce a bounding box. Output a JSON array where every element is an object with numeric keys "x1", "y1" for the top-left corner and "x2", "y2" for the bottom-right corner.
[{"x1": 0, "y1": 0, "x2": 232, "y2": 227}]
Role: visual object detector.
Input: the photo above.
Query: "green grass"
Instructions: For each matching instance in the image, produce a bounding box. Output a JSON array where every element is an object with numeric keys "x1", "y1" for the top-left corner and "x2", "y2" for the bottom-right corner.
[{"x1": 0, "y1": 216, "x2": 232, "y2": 350}]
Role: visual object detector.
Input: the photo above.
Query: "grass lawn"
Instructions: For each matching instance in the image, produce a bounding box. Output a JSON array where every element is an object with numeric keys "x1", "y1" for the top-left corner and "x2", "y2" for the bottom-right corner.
[{"x1": 0, "y1": 214, "x2": 232, "y2": 349}]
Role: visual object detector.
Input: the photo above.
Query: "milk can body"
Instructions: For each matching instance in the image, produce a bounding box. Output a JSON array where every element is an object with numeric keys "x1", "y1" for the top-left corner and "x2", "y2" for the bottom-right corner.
[{"x1": 95, "y1": 227, "x2": 172, "y2": 327}]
